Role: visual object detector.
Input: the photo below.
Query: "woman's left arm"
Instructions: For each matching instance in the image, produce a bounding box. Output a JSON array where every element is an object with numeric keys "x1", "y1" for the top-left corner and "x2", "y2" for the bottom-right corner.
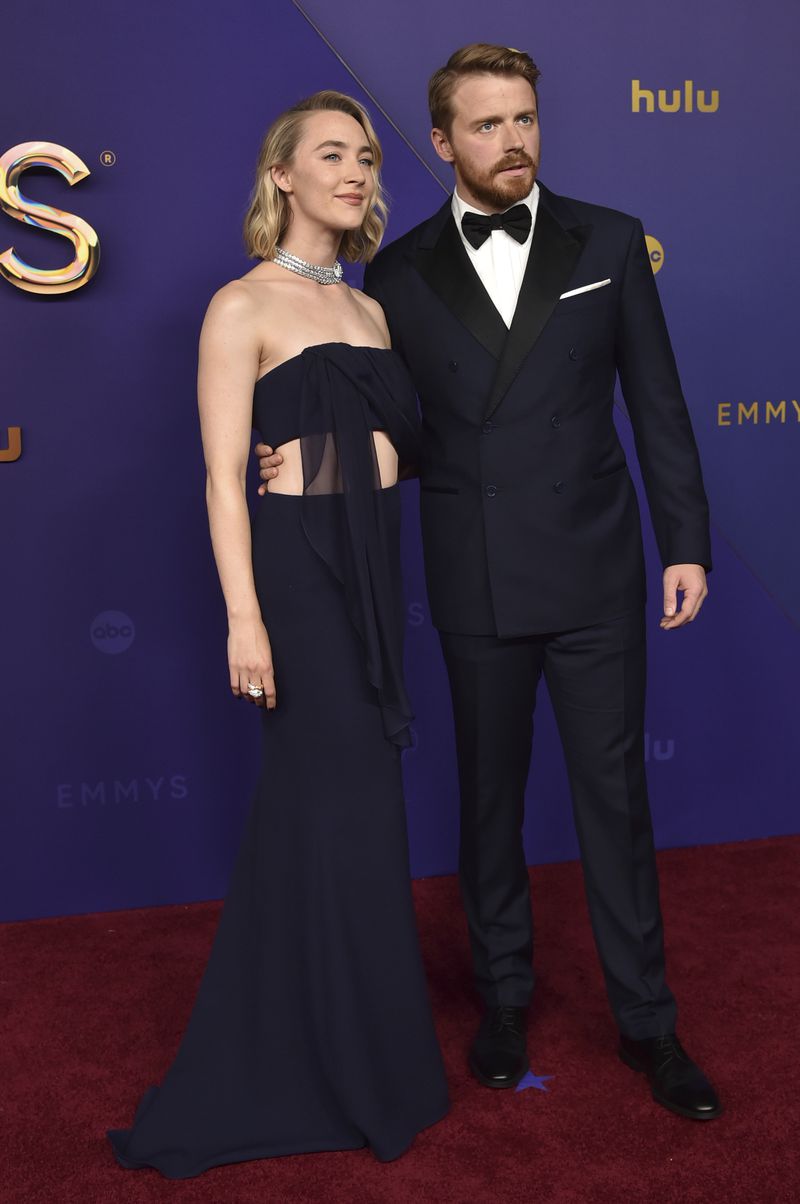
[{"x1": 198, "y1": 283, "x2": 276, "y2": 707}]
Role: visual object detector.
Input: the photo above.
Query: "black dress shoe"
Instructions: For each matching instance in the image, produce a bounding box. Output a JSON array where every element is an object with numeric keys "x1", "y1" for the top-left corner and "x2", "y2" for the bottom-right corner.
[
  {"x1": 469, "y1": 1006, "x2": 529, "y2": 1089},
  {"x1": 619, "y1": 1033, "x2": 723, "y2": 1120}
]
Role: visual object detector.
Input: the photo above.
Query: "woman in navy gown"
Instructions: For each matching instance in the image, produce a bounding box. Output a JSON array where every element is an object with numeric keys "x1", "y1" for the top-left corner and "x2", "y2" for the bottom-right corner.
[{"x1": 107, "y1": 90, "x2": 449, "y2": 1179}]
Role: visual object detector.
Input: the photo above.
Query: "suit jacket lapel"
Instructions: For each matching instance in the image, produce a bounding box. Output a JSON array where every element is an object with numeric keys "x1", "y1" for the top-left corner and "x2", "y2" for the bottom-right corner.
[
  {"x1": 413, "y1": 202, "x2": 507, "y2": 362},
  {"x1": 485, "y1": 197, "x2": 591, "y2": 419}
]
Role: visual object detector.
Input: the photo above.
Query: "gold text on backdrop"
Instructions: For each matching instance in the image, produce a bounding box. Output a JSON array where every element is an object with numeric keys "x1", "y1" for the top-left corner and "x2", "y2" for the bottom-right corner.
[
  {"x1": 0, "y1": 141, "x2": 100, "y2": 294},
  {"x1": 632, "y1": 81, "x2": 719, "y2": 114},
  {"x1": 717, "y1": 401, "x2": 800, "y2": 426},
  {"x1": 0, "y1": 426, "x2": 22, "y2": 462}
]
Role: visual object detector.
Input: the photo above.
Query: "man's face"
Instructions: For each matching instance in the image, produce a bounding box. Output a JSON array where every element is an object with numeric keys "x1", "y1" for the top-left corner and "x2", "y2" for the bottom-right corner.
[{"x1": 432, "y1": 73, "x2": 540, "y2": 213}]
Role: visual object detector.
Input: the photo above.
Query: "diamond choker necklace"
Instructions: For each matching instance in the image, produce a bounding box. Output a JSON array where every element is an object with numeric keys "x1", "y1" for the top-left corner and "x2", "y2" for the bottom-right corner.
[{"x1": 272, "y1": 246, "x2": 344, "y2": 285}]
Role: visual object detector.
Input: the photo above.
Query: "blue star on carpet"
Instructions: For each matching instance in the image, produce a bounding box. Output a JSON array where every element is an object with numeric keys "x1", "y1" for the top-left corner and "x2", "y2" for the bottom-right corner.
[{"x1": 515, "y1": 1069, "x2": 554, "y2": 1093}]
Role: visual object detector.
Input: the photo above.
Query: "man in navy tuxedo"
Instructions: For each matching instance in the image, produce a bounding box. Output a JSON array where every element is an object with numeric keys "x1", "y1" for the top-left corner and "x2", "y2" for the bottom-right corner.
[{"x1": 258, "y1": 44, "x2": 720, "y2": 1120}]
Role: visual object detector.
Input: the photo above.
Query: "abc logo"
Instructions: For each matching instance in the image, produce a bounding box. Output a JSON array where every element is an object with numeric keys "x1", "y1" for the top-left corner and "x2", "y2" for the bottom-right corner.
[
  {"x1": 91, "y1": 610, "x2": 135, "y2": 654},
  {"x1": 645, "y1": 235, "x2": 664, "y2": 274}
]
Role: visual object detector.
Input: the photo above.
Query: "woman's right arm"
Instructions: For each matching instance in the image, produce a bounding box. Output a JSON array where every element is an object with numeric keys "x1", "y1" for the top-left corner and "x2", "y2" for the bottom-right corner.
[{"x1": 198, "y1": 284, "x2": 276, "y2": 708}]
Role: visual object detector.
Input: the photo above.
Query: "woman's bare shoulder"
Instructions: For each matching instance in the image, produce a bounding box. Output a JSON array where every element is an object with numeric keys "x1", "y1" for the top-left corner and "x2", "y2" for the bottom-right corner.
[
  {"x1": 349, "y1": 286, "x2": 390, "y2": 344},
  {"x1": 350, "y1": 286, "x2": 383, "y2": 319},
  {"x1": 203, "y1": 266, "x2": 288, "y2": 326}
]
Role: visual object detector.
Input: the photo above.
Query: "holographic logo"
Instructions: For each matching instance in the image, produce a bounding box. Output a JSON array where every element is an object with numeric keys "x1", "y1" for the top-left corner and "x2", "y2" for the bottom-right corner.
[{"x1": 0, "y1": 141, "x2": 100, "y2": 294}]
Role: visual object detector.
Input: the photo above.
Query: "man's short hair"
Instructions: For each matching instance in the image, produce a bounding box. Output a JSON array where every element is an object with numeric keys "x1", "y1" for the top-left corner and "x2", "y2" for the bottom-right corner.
[{"x1": 428, "y1": 43, "x2": 541, "y2": 134}]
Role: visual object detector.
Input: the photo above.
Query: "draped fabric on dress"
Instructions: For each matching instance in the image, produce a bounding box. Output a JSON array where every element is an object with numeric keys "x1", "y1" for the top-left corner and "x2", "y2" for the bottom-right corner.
[{"x1": 262, "y1": 343, "x2": 421, "y2": 748}]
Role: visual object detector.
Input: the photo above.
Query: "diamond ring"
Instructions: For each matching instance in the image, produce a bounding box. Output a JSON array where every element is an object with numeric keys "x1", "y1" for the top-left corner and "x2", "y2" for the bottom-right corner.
[{"x1": 246, "y1": 682, "x2": 264, "y2": 698}]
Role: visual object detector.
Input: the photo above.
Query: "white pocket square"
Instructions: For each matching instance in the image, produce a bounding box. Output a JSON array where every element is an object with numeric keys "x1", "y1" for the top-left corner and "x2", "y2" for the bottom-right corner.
[{"x1": 559, "y1": 278, "x2": 611, "y2": 299}]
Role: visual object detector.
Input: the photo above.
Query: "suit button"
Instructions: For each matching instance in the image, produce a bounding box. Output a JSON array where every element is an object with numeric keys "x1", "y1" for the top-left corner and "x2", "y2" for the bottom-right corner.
[
  {"x1": 568, "y1": 347, "x2": 578, "y2": 361},
  {"x1": 553, "y1": 481, "x2": 565, "y2": 494},
  {"x1": 485, "y1": 484, "x2": 497, "y2": 498},
  {"x1": 482, "y1": 420, "x2": 494, "y2": 434},
  {"x1": 550, "y1": 414, "x2": 561, "y2": 429},
  {"x1": 448, "y1": 360, "x2": 458, "y2": 372}
]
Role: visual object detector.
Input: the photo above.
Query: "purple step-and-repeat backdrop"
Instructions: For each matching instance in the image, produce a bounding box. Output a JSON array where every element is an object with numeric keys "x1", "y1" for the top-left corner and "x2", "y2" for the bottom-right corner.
[{"x1": 2, "y1": 1, "x2": 798, "y2": 921}]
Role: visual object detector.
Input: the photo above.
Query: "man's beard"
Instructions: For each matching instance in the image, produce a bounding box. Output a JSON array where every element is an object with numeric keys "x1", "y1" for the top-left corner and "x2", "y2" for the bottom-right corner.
[{"x1": 456, "y1": 150, "x2": 538, "y2": 211}]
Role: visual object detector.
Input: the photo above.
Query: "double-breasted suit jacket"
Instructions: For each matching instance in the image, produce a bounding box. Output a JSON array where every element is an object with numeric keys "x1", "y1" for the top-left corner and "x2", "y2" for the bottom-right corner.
[{"x1": 364, "y1": 182, "x2": 711, "y2": 636}]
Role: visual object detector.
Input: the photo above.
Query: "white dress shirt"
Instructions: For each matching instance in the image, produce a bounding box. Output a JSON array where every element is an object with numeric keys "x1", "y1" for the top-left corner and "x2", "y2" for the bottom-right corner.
[{"x1": 451, "y1": 182, "x2": 539, "y2": 328}]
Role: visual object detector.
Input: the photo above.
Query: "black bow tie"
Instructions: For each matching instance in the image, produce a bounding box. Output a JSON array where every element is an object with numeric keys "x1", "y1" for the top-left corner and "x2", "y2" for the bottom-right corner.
[{"x1": 460, "y1": 204, "x2": 532, "y2": 250}]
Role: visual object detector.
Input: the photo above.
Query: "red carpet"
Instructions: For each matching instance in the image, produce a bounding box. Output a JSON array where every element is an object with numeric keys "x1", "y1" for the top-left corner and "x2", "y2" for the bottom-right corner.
[{"x1": 3, "y1": 837, "x2": 799, "y2": 1203}]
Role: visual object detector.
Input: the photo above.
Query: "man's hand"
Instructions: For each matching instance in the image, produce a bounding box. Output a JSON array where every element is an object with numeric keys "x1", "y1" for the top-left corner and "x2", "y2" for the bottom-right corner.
[
  {"x1": 660, "y1": 564, "x2": 708, "y2": 630},
  {"x1": 254, "y1": 442, "x2": 284, "y2": 496}
]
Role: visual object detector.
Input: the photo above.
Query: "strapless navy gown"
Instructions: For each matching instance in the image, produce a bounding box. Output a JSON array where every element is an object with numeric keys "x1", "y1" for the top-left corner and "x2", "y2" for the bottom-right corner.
[{"x1": 107, "y1": 344, "x2": 449, "y2": 1178}]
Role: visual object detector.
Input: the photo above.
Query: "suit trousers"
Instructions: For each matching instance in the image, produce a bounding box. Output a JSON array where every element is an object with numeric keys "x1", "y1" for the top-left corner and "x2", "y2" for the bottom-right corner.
[{"x1": 439, "y1": 609, "x2": 678, "y2": 1039}]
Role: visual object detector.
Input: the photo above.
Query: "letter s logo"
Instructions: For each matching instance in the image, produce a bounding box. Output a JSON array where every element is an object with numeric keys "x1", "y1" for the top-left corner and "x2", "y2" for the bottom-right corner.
[{"x1": 0, "y1": 141, "x2": 100, "y2": 294}]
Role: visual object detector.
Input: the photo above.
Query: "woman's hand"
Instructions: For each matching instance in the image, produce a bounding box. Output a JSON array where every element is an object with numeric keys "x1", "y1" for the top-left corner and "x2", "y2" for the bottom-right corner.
[{"x1": 227, "y1": 615, "x2": 276, "y2": 710}]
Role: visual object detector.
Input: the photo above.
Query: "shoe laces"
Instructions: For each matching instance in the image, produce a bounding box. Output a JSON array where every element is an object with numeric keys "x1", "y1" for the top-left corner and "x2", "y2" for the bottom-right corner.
[
  {"x1": 653, "y1": 1034, "x2": 688, "y2": 1067},
  {"x1": 489, "y1": 1006, "x2": 521, "y2": 1035}
]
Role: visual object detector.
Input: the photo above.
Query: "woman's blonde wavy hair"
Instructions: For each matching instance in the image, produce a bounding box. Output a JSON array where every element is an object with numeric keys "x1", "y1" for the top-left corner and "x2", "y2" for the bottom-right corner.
[{"x1": 243, "y1": 91, "x2": 388, "y2": 264}]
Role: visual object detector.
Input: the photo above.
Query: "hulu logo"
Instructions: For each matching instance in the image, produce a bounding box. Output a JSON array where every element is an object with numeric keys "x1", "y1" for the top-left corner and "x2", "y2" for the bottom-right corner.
[{"x1": 632, "y1": 80, "x2": 719, "y2": 114}]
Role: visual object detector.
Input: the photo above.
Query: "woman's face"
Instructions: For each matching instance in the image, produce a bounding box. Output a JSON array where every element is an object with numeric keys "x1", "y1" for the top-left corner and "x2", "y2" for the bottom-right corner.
[{"x1": 272, "y1": 110, "x2": 377, "y2": 235}]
